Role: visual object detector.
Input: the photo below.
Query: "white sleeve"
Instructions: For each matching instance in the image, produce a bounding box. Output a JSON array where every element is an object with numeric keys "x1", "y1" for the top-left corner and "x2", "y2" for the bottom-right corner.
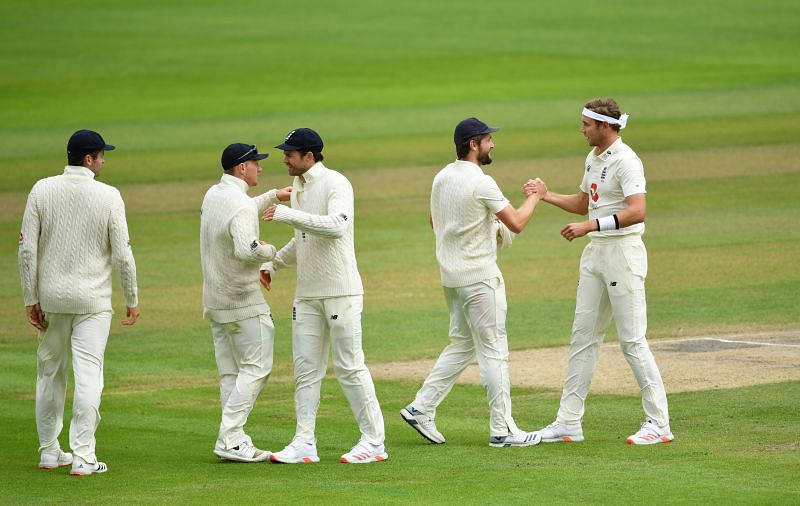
[
  {"x1": 108, "y1": 192, "x2": 139, "y2": 308},
  {"x1": 229, "y1": 208, "x2": 277, "y2": 264},
  {"x1": 261, "y1": 237, "x2": 297, "y2": 275},
  {"x1": 617, "y1": 157, "x2": 647, "y2": 197},
  {"x1": 473, "y1": 175, "x2": 509, "y2": 214},
  {"x1": 252, "y1": 188, "x2": 280, "y2": 214},
  {"x1": 18, "y1": 186, "x2": 41, "y2": 306},
  {"x1": 271, "y1": 178, "x2": 353, "y2": 238},
  {"x1": 579, "y1": 152, "x2": 593, "y2": 193}
]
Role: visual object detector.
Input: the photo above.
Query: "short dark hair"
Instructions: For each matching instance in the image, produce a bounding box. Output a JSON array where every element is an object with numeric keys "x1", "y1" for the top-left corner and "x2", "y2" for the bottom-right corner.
[
  {"x1": 585, "y1": 98, "x2": 622, "y2": 132},
  {"x1": 68, "y1": 151, "x2": 99, "y2": 167},
  {"x1": 456, "y1": 134, "x2": 484, "y2": 159},
  {"x1": 299, "y1": 150, "x2": 324, "y2": 163}
]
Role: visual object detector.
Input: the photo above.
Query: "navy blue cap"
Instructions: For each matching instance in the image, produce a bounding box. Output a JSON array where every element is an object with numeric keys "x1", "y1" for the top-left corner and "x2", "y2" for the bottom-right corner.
[
  {"x1": 275, "y1": 128, "x2": 324, "y2": 152},
  {"x1": 221, "y1": 143, "x2": 268, "y2": 170},
  {"x1": 454, "y1": 117, "x2": 499, "y2": 144},
  {"x1": 67, "y1": 130, "x2": 115, "y2": 157}
]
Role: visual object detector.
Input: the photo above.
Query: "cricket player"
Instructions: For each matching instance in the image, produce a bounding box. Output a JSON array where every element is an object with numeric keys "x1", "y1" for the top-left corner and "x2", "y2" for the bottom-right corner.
[
  {"x1": 201, "y1": 142, "x2": 292, "y2": 463},
  {"x1": 528, "y1": 98, "x2": 673, "y2": 445},
  {"x1": 261, "y1": 128, "x2": 387, "y2": 464},
  {"x1": 19, "y1": 129, "x2": 140, "y2": 476},
  {"x1": 400, "y1": 117, "x2": 543, "y2": 448}
]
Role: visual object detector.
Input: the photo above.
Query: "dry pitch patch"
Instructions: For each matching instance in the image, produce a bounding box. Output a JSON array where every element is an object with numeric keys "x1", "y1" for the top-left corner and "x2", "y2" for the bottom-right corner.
[{"x1": 371, "y1": 329, "x2": 800, "y2": 394}]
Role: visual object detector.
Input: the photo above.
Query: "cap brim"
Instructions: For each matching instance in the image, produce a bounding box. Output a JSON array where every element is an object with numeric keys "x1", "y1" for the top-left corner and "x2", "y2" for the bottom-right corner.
[
  {"x1": 251, "y1": 153, "x2": 268, "y2": 160},
  {"x1": 275, "y1": 143, "x2": 323, "y2": 151},
  {"x1": 484, "y1": 127, "x2": 500, "y2": 134},
  {"x1": 104, "y1": 144, "x2": 116, "y2": 151}
]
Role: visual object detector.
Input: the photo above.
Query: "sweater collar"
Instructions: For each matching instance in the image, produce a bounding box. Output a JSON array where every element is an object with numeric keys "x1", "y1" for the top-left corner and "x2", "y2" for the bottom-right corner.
[
  {"x1": 301, "y1": 162, "x2": 326, "y2": 183},
  {"x1": 219, "y1": 173, "x2": 249, "y2": 194},
  {"x1": 64, "y1": 165, "x2": 96, "y2": 179},
  {"x1": 295, "y1": 162, "x2": 326, "y2": 189}
]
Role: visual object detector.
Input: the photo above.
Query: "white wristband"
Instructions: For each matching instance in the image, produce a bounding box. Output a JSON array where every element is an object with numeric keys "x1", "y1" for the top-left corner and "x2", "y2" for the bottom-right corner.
[{"x1": 596, "y1": 214, "x2": 620, "y2": 231}]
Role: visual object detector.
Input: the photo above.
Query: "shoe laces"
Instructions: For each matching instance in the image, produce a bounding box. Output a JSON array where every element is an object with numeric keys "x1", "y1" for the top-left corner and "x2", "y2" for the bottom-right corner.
[
  {"x1": 635, "y1": 419, "x2": 659, "y2": 435},
  {"x1": 235, "y1": 441, "x2": 258, "y2": 457}
]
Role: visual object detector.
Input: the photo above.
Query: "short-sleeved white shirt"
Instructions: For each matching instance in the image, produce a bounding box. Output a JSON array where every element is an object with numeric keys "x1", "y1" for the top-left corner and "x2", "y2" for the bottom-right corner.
[
  {"x1": 475, "y1": 175, "x2": 510, "y2": 214},
  {"x1": 579, "y1": 137, "x2": 646, "y2": 238}
]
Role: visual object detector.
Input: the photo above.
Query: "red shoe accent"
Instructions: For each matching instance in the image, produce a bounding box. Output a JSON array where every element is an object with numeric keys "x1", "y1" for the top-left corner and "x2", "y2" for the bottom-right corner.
[
  {"x1": 626, "y1": 438, "x2": 634, "y2": 445},
  {"x1": 660, "y1": 436, "x2": 672, "y2": 442},
  {"x1": 375, "y1": 456, "x2": 385, "y2": 461},
  {"x1": 563, "y1": 436, "x2": 573, "y2": 442},
  {"x1": 302, "y1": 457, "x2": 314, "y2": 463}
]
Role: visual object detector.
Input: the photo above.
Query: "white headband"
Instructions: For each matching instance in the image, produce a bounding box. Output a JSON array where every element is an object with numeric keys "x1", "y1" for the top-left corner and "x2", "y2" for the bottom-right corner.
[{"x1": 582, "y1": 108, "x2": 629, "y2": 129}]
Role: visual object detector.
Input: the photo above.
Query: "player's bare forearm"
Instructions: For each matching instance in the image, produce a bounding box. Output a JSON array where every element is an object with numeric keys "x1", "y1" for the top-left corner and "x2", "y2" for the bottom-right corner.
[
  {"x1": 495, "y1": 194, "x2": 540, "y2": 234},
  {"x1": 544, "y1": 191, "x2": 589, "y2": 215},
  {"x1": 615, "y1": 193, "x2": 646, "y2": 226}
]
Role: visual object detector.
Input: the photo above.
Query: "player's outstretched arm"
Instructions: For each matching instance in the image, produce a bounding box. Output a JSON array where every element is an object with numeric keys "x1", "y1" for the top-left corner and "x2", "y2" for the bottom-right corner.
[
  {"x1": 524, "y1": 179, "x2": 589, "y2": 216},
  {"x1": 495, "y1": 193, "x2": 541, "y2": 234}
]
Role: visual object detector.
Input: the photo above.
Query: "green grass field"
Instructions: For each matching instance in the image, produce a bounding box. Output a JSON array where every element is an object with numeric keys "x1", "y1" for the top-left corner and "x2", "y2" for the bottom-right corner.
[{"x1": 1, "y1": 0, "x2": 798, "y2": 503}]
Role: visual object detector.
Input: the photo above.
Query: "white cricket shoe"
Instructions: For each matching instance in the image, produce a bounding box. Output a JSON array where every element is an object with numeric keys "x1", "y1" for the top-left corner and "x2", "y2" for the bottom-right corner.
[
  {"x1": 489, "y1": 431, "x2": 542, "y2": 448},
  {"x1": 339, "y1": 440, "x2": 388, "y2": 464},
  {"x1": 626, "y1": 420, "x2": 674, "y2": 445},
  {"x1": 214, "y1": 441, "x2": 271, "y2": 463},
  {"x1": 70, "y1": 455, "x2": 108, "y2": 476},
  {"x1": 400, "y1": 405, "x2": 445, "y2": 444},
  {"x1": 269, "y1": 438, "x2": 320, "y2": 464},
  {"x1": 538, "y1": 421, "x2": 585, "y2": 443},
  {"x1": 39, "y1": 449, "x2": 73, "y2": 469}
]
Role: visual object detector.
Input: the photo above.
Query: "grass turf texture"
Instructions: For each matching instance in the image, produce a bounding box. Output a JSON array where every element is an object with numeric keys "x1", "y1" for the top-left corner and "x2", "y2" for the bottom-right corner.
[{"x1": 1, "y1": 0, "x2": 799, "y2": 503}]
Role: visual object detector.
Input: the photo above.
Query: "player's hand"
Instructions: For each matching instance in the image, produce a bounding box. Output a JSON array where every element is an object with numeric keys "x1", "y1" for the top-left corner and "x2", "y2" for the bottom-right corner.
[
  {"x1": 276, "y1": 186, "x2": 292, "y2": 202},
  {"x1": 524, "y1": 178, "x2": 547, "y2": 198},
  {"x1": 122, "y1": 305, "x2": 141, "y2": 326},
  {"x1": 561, "y1": 221, "x2": 594, "y2": 241},
  {"x1": 263, "y1": 205, "x2": 278, "y2": 221},
  {"x1": 260, "y1": 270, "x2": 272, "y2": 290},
  {"x1": 26, "y1": 303, "x2": 46, "y2": 331}
]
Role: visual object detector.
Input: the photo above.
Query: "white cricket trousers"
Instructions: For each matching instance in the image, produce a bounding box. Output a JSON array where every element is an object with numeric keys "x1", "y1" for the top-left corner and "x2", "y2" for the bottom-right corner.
[
  {"x1": 211, "y1": 314, "x2": 274, "y2": 449},
  {"x1": 557, "y1": 235, "x2": 670, "y2": 426},
  {"x1": 291, "y1": 295, "x2": 385, "y2": 445},
  {"x1": 413, "y1": 277, "x2": 520, "y2": 437},
  {"x1": 36, "y1": 311, "x2": 112, "y2": 464}
]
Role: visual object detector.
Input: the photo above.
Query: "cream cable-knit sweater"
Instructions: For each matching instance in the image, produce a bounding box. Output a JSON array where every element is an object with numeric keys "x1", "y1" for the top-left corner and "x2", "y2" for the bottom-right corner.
[
  {"x1": 19, "y1": 165, "x2": 138, "y2": 314},
  {"x1": 200, "y1": 174, "x2": 281, "y2": 323},
  {"x1": 431, "y1": 160, "x2": 509, "y2": 288},
  {"x1": 261, "y1": 162, "x2": 363, "y2": 299}
]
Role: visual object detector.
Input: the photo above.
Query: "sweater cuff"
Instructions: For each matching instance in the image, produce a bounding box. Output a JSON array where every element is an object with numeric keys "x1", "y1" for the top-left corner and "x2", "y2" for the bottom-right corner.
[
  {"x1": 255, "y1": 243, "x2": 277, "y2": 260},
  {"x1": 266, "y1": 188, "x2": 280, "y2": 206},
  {"x1": 126, "y1": 294, "x2": 139, "y2": 308},
  {"x1": 271, "y1": 204, "x2": 295, "y2": 225}
]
